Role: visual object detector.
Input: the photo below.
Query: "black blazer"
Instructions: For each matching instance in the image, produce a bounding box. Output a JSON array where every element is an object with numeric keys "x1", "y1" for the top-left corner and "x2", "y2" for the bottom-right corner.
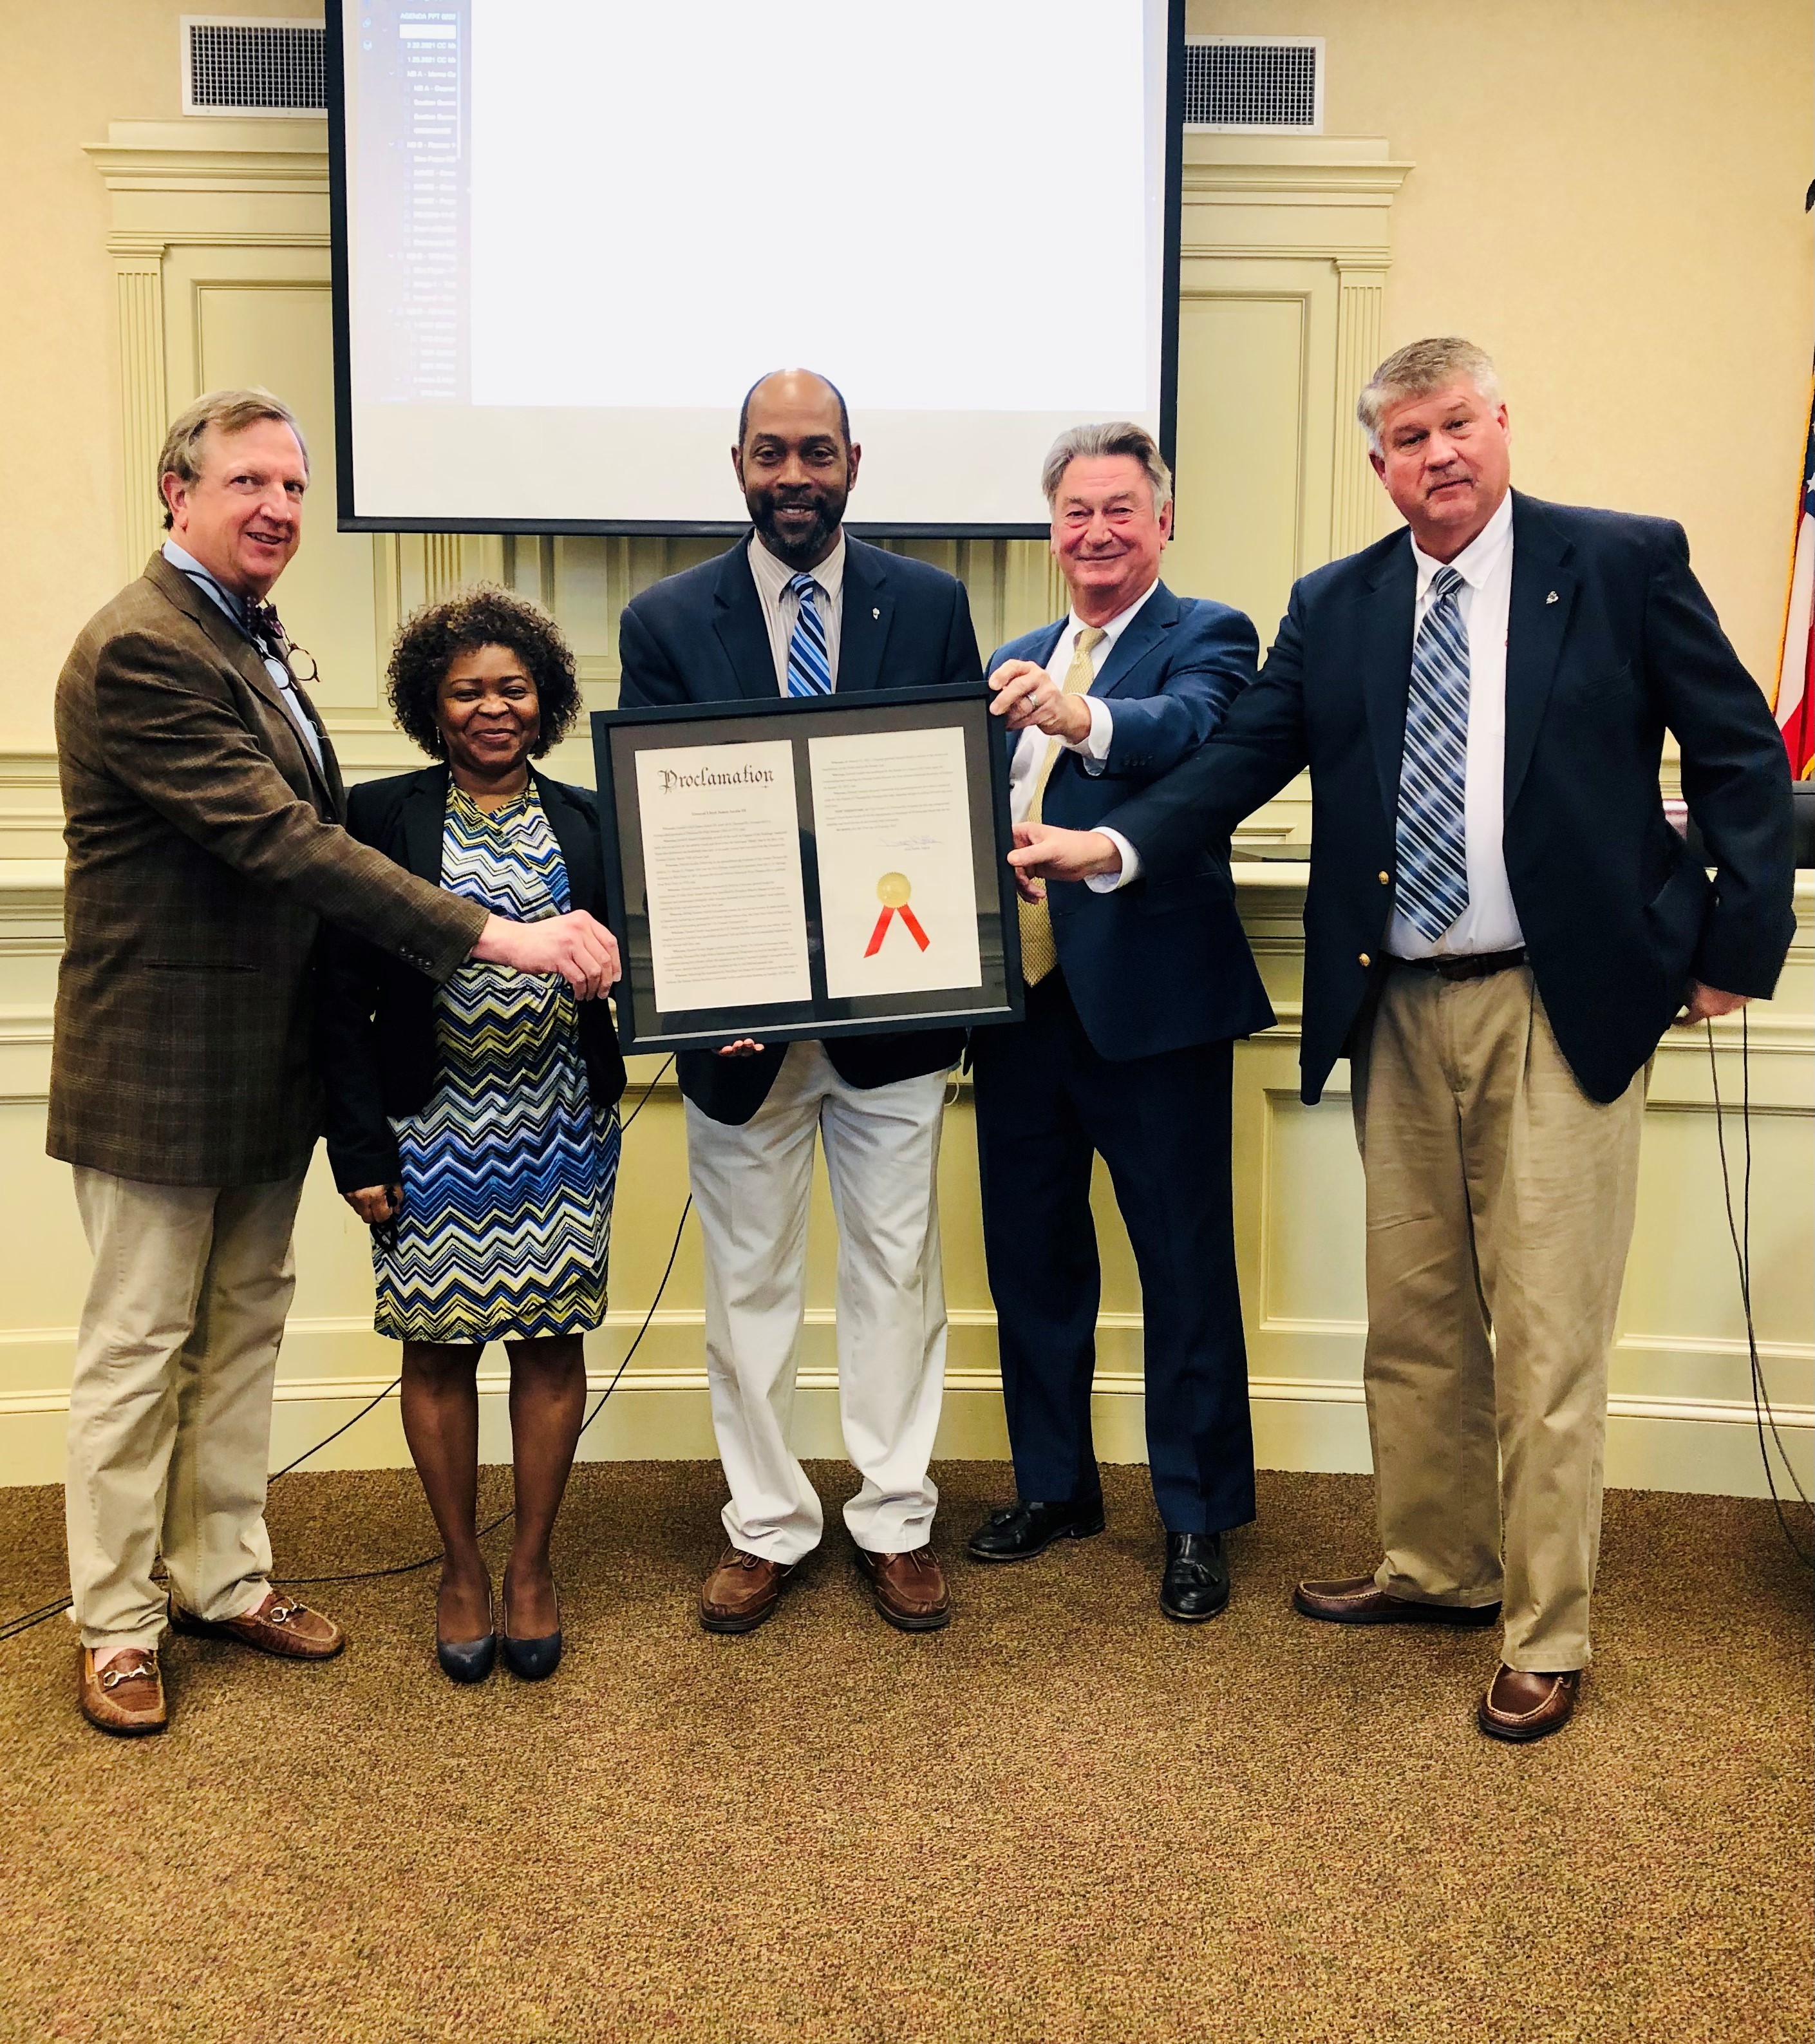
[
  {"x1": 317, "y1": 764, "x2": 628, "y2": 1192},
  {"x1": 617, "y1": 532, "x2": 983, "y2": 1124},
  {"x1": 993, "y1": 582, "x2": 1274, "y2": 1059},
  {"x1": 1098, "y1": 492, "x2": 1796, "y2": 1105}
]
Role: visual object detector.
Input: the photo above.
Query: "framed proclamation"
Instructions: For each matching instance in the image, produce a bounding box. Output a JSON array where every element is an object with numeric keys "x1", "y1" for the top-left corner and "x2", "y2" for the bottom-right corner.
[{"x1": 592, "y1": 688, "x2": 1024, "y2": 1055}]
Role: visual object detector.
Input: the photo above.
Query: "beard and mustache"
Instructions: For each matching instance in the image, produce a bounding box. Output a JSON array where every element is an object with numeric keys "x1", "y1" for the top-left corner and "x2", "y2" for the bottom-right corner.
[{"x1": 746, "y1": 476, "x2": 849, "y2": 567}]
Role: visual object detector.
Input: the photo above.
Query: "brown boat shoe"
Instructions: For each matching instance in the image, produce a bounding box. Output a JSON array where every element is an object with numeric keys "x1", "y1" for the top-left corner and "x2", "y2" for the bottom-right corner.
[
  {"x1": 699, "y1": 1547, "x2": 796, "y2": 1634},
  {"x1": 77, "y1": 1646, "x2": 167, "y2": 1736},
  {"x1": 169, "y1": 1589, "x2": 344, "y2": 1661},
  {"x1": 855, "y1": 1545, "x2": 951, "y2": 1632},
  {"x1": 1477, "y1": 1664, "x2": 1582, "y2": 1743},
  {"x1": 1293, "y1": 1574, "x2": 1501, "y2": 1628}
]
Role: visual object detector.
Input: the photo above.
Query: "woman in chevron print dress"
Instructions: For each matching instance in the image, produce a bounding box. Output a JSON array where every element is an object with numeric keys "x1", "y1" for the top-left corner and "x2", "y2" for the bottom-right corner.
[{"x1": 320, "y1": 591, "x2": 626, "y2": 1685}]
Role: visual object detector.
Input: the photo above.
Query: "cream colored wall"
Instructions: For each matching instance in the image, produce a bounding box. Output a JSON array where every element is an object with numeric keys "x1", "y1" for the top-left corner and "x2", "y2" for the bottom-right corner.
[
  {"x1": 1189, "y1": 0, "x2": 1815, "y2": 688},
  {"x1": 0, "y1": 0, "x2": 310, "y2": 753},
  {"x1": 0, "y1": 6, "x2": 1809, "y2": 1502}
]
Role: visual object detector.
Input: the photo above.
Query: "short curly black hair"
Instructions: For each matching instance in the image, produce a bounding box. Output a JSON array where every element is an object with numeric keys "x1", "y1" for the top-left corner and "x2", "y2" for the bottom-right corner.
[{"x1": 386, "y1": 585, "x2": 581, "y2": 761}]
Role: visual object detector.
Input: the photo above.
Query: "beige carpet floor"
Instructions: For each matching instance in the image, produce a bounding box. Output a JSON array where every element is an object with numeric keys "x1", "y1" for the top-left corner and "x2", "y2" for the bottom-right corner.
[{"x1": 0, "y1": 1461, "x2": 1808, "y2": 2044}]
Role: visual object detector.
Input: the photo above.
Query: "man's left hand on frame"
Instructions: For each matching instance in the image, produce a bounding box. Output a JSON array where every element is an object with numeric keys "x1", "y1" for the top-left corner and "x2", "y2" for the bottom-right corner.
[{"x1": 1675, "y1": 981, "x2": 1751, "y2": 1027}]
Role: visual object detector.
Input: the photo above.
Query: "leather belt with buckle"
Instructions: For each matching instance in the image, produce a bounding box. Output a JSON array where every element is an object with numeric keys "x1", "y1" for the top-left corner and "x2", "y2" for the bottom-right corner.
[{"x1": 1392, "y1": 947, "x2": 1528, "y2": 982}]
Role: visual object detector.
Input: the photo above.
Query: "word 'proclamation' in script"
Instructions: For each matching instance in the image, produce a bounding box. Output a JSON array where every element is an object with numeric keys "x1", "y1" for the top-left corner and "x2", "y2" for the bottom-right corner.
[
  {"x1": 809, "y1": 727, "x2": 983, "y2": 999},
  {"x1": 635, "y1": 741, "x2": 811, "y2": 1012}
]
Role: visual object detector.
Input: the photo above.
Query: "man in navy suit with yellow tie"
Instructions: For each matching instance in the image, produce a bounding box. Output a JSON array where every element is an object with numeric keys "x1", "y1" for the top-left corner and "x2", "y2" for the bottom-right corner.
[{"x1": 967, "y1": 422, "x2": 1274, "y2": 1620}]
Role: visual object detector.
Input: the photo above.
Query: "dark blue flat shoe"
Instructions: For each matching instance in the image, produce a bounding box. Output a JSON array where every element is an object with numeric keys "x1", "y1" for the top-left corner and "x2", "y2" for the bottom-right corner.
[{"x1": 500, "y1": 1587, "x2": 562, "y2": 1681}]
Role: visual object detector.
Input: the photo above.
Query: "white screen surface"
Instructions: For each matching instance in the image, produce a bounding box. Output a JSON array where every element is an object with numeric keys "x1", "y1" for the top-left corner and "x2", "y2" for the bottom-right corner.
[{"x1": 338, "y1": 0, "x2": 1171, "y2": 529}]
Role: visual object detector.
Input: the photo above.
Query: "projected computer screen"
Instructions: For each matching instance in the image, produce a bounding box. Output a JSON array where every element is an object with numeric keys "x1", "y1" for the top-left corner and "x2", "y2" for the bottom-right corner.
[{"x1": 328, "y1": 0, "x2": 1180, "y2": 534}]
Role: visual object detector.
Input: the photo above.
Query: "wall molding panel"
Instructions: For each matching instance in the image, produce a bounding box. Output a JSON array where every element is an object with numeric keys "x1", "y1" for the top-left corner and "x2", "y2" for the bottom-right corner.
[{"x1": 1331, "y1": 261, "x2": 1388, "y2": 556}]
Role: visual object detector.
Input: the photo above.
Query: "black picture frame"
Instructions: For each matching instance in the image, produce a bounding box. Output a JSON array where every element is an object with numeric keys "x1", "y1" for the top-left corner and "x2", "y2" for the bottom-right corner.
[
  {"x1": 592, "y1": 688, "x2": 1024, "y2": 1054},
  {"x1": 323, "y1": 0, "x2": 1184, "y2": 538}
]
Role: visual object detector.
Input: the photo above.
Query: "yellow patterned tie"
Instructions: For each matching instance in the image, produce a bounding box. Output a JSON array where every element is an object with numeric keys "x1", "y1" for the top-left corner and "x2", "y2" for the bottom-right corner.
[{"x1": 1017, "y1": 625, "x2": 1106, "y2": 987}]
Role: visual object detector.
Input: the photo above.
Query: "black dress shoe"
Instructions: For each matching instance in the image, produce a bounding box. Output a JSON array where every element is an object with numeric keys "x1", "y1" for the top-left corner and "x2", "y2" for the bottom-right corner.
[
  {"x1": 968, "y1": 1496, "x2": 1105, "y2": 1562},
  {"x1": 500, "y1": 1587, "x2": 562, "y2": 1681},
  {"x1": 1160, "y1": 1533, "x2": 1230, "y2": 1622}
]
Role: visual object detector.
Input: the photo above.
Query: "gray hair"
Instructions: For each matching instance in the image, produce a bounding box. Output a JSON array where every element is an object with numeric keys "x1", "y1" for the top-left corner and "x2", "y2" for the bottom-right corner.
[
  {"x1": 1355, "y1": 338, "x2": 1503, "y2": 455},
  {"x1": 157, "y1": 388, "x2": 310, "y2": 528},
  {"x1": 1041, "y1": 421, "x2": 1172, "y2": 516}
]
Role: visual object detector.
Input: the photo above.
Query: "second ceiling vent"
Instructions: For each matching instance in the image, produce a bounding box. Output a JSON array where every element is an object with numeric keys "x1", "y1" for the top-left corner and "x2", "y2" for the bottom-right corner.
[{"x1": 1183, "y1": 38, "x2": 1324, "y2": 133}]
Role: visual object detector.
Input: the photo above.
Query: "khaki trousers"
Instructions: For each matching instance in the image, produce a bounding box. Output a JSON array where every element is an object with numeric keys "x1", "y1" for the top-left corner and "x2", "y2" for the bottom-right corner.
[
  {"x1": 1349, "y1": 965, "x2": 1643, "y2": 1670},
  {"x1": 65, "y1": 1166, "x2": 307, "y2": 1651}
]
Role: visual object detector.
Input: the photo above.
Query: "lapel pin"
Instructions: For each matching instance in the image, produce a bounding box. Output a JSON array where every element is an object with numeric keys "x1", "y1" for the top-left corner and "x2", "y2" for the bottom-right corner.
[
  {"x1": 872, "y1": 607, "x2": 880, "y2": 620},
  {"x1": 1545, "y1": 590, "x2": 1559, "y2": 604}
]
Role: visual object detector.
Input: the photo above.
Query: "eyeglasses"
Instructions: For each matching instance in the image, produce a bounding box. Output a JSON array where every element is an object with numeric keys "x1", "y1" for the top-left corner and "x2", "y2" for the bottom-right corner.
[{"x1": 283, "y1": 638, "x2": 319, "y2": 686}]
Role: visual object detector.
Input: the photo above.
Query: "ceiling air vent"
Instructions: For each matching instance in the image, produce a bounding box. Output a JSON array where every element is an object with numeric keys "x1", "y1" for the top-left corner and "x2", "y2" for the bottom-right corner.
[
  {"x1": 182, "y1": 15, "x2": 327, "y2": 117},
  {"x1": 1183, "y1": 37, "x2": 1324, "y2": 133}
]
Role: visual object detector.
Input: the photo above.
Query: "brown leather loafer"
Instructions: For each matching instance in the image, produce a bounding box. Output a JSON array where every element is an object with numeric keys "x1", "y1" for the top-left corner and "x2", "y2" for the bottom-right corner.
[
  {"x1": 1293, "y1": 1575, "x2": 1501, "y2": 1627},
  {"x1": 856, "y1": 1546, "x2": 951, "y2": 1632},
  {"x1": 1478, "y1": 1664, "x2": 1582, "y2": 1743},
  {"x1": 169, "y1": 1590, "x2": 344, "y2": 1660},
  {"x1": 77, "y1": 1646, "x2": 167, "y2": 1736},
  {"x1": 699, "y1": 1547, "x2": 795, "y2": 1634}
]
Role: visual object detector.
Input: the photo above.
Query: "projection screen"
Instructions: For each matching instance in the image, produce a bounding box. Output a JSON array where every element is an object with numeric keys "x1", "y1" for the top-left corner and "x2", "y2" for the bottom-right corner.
[{"x1": 328, "y1": 0, "x2": 1182, "y2": 535}]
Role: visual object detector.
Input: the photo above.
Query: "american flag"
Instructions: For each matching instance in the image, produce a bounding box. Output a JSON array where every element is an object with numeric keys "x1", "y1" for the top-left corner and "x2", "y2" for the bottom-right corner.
[{"x1": 1775, "y1": 379, "x2": 1815, "y2": 779}]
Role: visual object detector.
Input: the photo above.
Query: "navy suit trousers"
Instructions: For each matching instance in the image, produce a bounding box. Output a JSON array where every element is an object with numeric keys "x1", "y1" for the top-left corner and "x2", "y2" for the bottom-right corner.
[{"x1": 970, "y1": 976, "x2": 1255, "y2": 1534}]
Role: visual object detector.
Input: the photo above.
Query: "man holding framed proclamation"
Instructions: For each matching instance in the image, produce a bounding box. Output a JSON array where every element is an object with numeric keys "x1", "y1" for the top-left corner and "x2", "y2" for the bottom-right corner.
[{"x1": 613, "y1": 370, "x2": 987, "y2": 1636}]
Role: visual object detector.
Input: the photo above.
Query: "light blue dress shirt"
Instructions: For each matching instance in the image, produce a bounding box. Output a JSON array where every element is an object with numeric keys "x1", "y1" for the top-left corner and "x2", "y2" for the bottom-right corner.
[{"x1": 161, "y1": 539, "x2": 325, "y2": 775}]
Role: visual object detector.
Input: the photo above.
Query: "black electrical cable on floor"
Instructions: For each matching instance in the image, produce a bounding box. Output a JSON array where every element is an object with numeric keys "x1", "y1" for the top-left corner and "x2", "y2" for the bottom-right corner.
[
  {"x1": 275, "y1": 1193, "x2": 691, "y2": 1589},
  {"x1": 0, "y1": 1058, "x2": 683, "y2": 1642},
  {"x1": 1705, "y1": 1012, "x2": 1814, "y2": 1567}
]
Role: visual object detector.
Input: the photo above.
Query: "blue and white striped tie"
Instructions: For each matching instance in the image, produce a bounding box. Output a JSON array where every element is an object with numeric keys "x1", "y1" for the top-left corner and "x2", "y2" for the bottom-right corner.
[
  {"x1": 785, "y1": 573, "x2": 832, "y2": 696},
  {"x1": 1395, "y1": 563, "x2": 1471, "y2": 944}
]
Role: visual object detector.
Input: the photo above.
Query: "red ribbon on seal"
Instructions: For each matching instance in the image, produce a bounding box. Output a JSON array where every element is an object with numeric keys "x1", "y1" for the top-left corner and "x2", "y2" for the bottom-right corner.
[{"x1": 865, "y1": 871, "x2": 930, "y2": 957}]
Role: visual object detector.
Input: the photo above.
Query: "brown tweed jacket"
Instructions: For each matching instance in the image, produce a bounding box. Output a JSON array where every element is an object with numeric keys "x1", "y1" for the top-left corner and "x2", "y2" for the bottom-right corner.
[{"x1": 50, "y1": 554, "x2": 487, "y2": 1187}]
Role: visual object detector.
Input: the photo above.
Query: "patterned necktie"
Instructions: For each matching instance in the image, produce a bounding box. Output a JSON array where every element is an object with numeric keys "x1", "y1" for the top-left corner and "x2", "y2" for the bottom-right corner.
[
  {"x1": 1017, "y1": 625, "x2": 1107, "y2": 987},
  {"x1": 785, "y1": 574, "x2": 832, "y2": 696},
  {"x1": 245, "y1": 597, "x2": 325, "y2": 770},
  {"x1": 176, "y1": 567, "x2": 324, "y2": 773},
  {"x1": 1395, "y1": 563, "x2": 1471, "y2": 944},
  {"x1": 246, "y1": 596, "x2": 287, "y2": 659}
]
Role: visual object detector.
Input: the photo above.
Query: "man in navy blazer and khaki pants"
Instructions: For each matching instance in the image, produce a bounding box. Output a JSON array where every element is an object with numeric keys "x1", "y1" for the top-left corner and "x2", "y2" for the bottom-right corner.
[
  {"x1": 618, "y1": 370, "x2": 982, "y2": 1636},
  {"x1": 1013, "y1": 341, "x2": 1794, "y2": 1739},
  {"x1": 967, "y1": 422, "x2": 1274, "y2": 1622}
]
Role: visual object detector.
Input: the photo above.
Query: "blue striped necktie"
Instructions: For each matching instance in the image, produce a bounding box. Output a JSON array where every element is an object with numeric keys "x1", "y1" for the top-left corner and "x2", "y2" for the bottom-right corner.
[
  {"x1": 785, "y1": 573, "x2": 832, "y2": 696},
  {"x1": 1395, "y1": 563, "x2": 1471, "y2": 944}
]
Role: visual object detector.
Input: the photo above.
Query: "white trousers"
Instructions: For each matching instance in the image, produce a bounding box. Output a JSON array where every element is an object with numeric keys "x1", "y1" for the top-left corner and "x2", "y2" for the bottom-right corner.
[
  {"x1": 686, "y1": 1042, "x2": 950, "y2": 1563},
  {"x1": 64, "y1": 1166, "x2": 306, "y2": 1651}
]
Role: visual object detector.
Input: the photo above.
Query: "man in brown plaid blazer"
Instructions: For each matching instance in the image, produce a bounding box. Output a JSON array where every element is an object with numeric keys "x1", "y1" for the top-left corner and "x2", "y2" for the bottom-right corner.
[{"x1": 52, "y1": 388, "x2": 618, "y2": 1735}]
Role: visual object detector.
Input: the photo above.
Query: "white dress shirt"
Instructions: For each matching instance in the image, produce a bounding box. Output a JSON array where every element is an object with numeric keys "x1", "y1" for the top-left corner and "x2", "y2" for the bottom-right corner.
[
  {"x1": 1006, "y1": 580, "x2": 1154, "y2": 822},
  {"x1": 1387, "y1": 488, "x2": 1524, "y2": 958},
  {"x1": 160, "y1": 539, "x2": 325, "y2": 774},
  {"x1": 748, "y1": 530, "x2": 846, "y2": 692},
  {"x1": 1010, "y1": 581, "x2": 1156, "y2": 893}
]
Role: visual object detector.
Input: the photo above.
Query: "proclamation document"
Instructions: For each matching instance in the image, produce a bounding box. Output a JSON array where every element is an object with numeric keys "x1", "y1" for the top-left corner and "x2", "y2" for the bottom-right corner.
[
  {"x1": 809, "y1": 727, "x2": 983, "y2": 999},
  {"x1": 634, "y1": 741, "x2": 812, "y2": 1011}
]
